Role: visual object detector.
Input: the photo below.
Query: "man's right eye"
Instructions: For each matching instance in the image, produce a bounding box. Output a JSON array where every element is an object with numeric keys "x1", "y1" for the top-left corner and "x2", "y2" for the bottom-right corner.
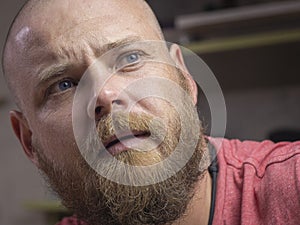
[
  {"x1": 58, "y1": 80, "x2": 76, "y2": 91},
  {"x1": 47, "y1": 78, "x2": 78, "y2": 95}
]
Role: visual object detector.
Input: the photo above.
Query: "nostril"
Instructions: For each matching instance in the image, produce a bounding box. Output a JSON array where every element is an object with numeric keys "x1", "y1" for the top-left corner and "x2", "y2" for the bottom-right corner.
[{"x1": 95, "y1": 106, "x2": 102, "y2": 115}]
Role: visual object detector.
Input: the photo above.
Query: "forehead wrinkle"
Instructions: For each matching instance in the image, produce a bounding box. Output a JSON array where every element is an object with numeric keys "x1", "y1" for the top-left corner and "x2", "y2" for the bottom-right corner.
[
  {"x1": 24, "y1": 16, "x2": 117, "y2": 51},
  {"x1": 92, "y1": 36, "x2": 144, "y2": 58},
  {"x1": 52, "y1": 34, "x2": 143, "y2": 65},
  {"x1": 23, "y1": 15, "x2": 144, "y2": 61}
]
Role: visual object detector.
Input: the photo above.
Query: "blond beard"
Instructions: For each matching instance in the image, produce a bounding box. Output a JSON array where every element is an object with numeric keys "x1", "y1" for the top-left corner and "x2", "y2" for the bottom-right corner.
[{"x1": 35, "y1": 81, "x2": 209, "y2": 225}]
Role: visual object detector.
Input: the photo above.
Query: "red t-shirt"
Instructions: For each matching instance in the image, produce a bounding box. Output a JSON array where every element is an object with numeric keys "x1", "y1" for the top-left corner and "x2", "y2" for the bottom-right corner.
[
  {"x1": 56, "y1": 217, "x2": 87, "y2": 225},
  {"x1": 56, "y1": 138, "x2": 300, "y2": 225},
  {"x1": 210, "y1": 138, "x2": 300, "y2": 225}
]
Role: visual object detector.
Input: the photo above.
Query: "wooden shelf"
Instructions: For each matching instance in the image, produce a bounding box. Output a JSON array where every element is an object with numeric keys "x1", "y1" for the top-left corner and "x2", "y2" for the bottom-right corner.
[
  {"x1": 184, "y1": 28, "x2": 300, "y2": 54},
  {"x1": 175, "y1": 0, "x2": 300, "y2": 35}
]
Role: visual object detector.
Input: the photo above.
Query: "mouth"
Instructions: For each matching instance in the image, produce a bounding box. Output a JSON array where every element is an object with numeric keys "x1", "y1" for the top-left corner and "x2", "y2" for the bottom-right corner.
[{"x1": 103, "y1": 131, "x2": 151, "y2": 156}]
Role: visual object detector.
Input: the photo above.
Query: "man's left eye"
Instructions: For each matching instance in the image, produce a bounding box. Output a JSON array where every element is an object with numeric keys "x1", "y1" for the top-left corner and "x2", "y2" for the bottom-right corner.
[
  {"x1": 116, "y1": 52, "x2": 141, "y2": 70},
  {"x1": 125, "y1": 53, "x2": 139, "y2": 64}
]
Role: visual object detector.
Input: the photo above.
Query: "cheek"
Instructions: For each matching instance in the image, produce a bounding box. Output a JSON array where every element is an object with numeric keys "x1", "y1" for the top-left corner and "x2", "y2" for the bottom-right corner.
[{"x1": 33, "y1": 105, "x2": 78, "y2": 164}]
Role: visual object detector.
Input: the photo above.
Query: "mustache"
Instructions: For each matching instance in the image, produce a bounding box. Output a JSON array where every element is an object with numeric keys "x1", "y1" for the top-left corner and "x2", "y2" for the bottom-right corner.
[{"x1": 96, "y1": 112, "x2": 167, "y2": 151}]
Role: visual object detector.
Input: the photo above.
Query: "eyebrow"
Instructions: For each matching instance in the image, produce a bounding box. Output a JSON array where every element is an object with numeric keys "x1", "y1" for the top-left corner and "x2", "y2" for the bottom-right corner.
[
  {"x1": 35, "y1": 63, "x2": 72, "y2": 89},
  {"x1": 36, "y1": 36, "x2": 143, "y2": 87},
  {"x1": 95, "y1": 36, "x2": 143, "y2": 57}
]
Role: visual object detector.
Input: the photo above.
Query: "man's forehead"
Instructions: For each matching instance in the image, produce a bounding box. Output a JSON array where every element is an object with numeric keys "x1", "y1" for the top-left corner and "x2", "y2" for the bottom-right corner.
[
  {"x1": 20, "y1": 0, "x2": 145, "y2": 26},
  {"x1": 12, "y1": 0, "x2": 150, "y2": 50}
]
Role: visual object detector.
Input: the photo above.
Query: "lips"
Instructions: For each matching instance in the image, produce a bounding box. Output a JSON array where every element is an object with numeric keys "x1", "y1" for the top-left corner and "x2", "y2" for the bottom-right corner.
[{"x1": 103, "y1": 131, "x2": 151, "y2": 155}]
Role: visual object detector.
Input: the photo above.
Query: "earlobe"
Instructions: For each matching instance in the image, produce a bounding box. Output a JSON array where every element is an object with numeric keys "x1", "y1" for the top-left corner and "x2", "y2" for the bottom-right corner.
[
  {"x1": 10, "y1": 111, "x2": 39, "y2": 166},
  {"x1": 169, "y1": 44, "x2": 198, "y2": 105}
]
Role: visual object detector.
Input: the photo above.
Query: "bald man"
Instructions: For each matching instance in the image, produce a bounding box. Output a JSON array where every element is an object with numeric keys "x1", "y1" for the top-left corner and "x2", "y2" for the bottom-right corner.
[{"x1": 2, "y1": 0, "x2": 300, "y2": 225}]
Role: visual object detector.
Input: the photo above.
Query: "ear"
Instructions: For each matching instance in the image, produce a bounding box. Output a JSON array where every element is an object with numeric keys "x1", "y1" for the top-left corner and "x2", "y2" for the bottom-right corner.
[
  {"x1": 169, "y1": 44, "x2": 198, "y2": 105},
  {"x1": 10, "y1": 111, "x2": 40, "y2": 167}
]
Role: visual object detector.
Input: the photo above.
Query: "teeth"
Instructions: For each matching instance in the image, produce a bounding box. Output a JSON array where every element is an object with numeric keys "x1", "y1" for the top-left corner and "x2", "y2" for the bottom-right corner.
[{"x1": 105, "y1": 132, "x2": 149, "y2": 149}]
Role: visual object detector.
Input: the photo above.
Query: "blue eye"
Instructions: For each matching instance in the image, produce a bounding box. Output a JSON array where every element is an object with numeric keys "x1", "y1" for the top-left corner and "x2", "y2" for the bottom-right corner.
[
  {"x1": 126, "y1": 53, "x2": 139, "y2": 64},
  {"x1": 45, "y1": 78, "x2": 78, "y2": 98},
  {"x1": 58, "y1": 80, "x2": 75, "y2": 91},
  {"x1": 116, "y1": 52, "x2": 142, "y2": 70}
]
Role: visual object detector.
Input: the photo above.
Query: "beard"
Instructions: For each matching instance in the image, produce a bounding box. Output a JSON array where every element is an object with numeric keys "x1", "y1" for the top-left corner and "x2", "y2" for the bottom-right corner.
[{"x1": 35, "y1": 78, "x2": 209, "y2": 225}]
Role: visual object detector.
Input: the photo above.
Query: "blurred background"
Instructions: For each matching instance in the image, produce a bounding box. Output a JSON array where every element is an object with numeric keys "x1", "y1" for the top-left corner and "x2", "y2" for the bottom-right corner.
[{"x1": 0, "y1": 0, "x2": 300, "y2": 224}]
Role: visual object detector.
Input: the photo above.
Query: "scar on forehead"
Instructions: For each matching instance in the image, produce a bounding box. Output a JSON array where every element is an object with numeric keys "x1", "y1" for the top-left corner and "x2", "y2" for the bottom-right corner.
[
  {"x1": 14, "y1": 25, "x2": 49, "y2": 52},
  {"x1": 15, "y1": 26, "x2": 31, "y2": 47}
]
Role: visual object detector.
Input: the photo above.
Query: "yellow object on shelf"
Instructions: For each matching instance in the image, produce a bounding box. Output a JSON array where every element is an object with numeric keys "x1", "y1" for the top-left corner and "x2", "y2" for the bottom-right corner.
[
  {"x1": 24, "y1": 200, "x2": 69, "y2": 213},
  {"x1": 24, "y1": 200, "x2": 72, "y2": 225}
]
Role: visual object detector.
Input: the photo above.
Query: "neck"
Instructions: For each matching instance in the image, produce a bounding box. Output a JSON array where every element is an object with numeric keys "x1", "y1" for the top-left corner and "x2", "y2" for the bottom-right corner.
[{"x1": 172, "y1": 170, "x2": 212, "y2": 225}]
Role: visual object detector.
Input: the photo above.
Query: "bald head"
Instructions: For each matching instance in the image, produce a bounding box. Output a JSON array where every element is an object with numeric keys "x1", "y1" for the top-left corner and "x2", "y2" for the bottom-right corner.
[{"x1": 2, "y1": 0, "x2": 164, "y2": 110}]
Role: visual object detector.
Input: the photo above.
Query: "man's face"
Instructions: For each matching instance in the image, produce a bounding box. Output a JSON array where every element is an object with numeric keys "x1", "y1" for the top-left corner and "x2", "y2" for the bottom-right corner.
[
  {"x1": 14, "y1": 0, "x2": 170, "y2": 170},
  {"x1": 8, "y1": 0, "x2": 206, "y2": 224}
]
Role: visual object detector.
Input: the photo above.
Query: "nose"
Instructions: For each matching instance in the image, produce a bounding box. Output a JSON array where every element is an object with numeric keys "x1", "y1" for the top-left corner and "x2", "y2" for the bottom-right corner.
[{"x1": 92, "y1": 78, "x2": 128, "y2": 120}]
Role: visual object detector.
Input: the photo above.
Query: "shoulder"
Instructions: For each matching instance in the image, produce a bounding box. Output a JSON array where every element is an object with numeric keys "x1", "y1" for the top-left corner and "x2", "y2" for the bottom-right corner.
[
  {"x1": 210, "y1": 137, "x2": 300, "y2": 224},
  {"x1": 209, "y1": 137, "x2": 300, "y2": 177}
]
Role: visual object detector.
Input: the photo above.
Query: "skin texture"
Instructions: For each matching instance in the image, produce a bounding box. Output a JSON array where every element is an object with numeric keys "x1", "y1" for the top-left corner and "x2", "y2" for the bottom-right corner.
[{"x1": 3, "y1": 0, "x2": 212, "y2": 224}]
